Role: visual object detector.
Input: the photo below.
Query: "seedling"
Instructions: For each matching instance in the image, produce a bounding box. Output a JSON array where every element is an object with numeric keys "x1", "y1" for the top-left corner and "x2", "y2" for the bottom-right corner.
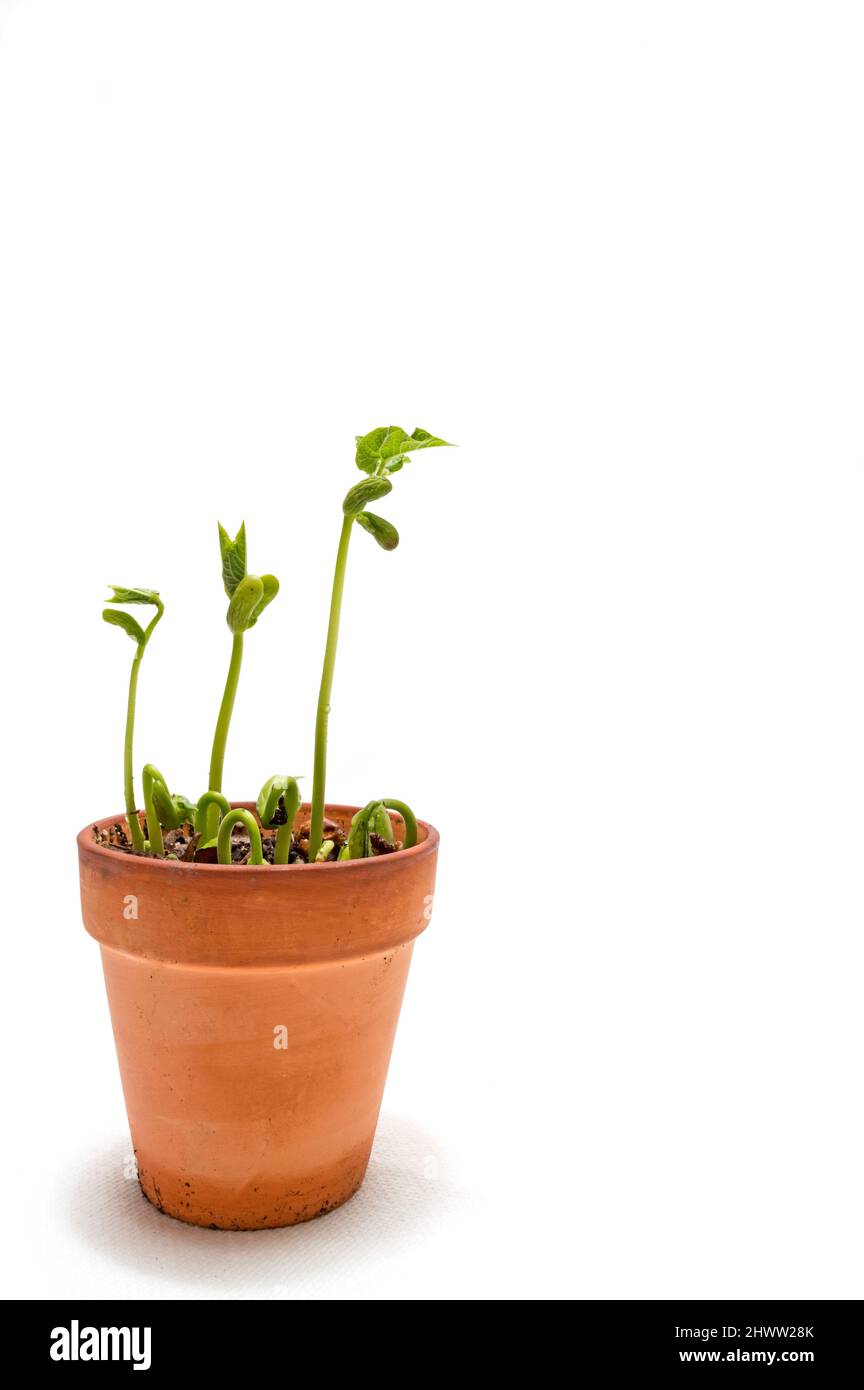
[
  {"x1": 341, "y1": 799, "x2": 419, "y2": 860},
  {"x1": 217, "y1": 809, "x2": 264, "y2": 865},
  {"x1": 102, "y1": 587, "x2": 164, "y2": 852},
  {"x1": 204, "y1": 524, "x2": 279, "y2": 840},
  {"x1": 99, "y1": 428, "x2": 450, "y2": 867},
  {"x1": 307, "y1": 426, "x2": 452, "y2": 861},
  {"x1": 142, "y1": 764, "x2": 194, "y2": 856},
  {"x1": 257, "y1": 775, "x2": 302, "y2": 865}
]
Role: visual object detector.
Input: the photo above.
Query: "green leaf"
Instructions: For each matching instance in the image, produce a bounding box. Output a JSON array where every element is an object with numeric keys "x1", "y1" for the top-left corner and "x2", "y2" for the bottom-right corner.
[
  {"x1": 355, "y1": 425, "x2": 453, "y2": 474},
  {"x1": 355, "y1": 511, "x2": 399, "y2": 551},
  {"x1": 218, "y1": 521, "x2": 247, "y2": 597},
  {"x1": 407, "y1": 427, "x2": 452, "y2": 451},
  {"x1": 354, "y1": 427, "x2": 391, "y2": 473},
  {"x1": 343, "y1": 476, "x2": 393, "y2": 516},
  {"x1": 106, "y1": 586, "x2": 161, "y2": 606},
  {"x1": 102, "y1": 608, "x2": 145, "y2": 644}
]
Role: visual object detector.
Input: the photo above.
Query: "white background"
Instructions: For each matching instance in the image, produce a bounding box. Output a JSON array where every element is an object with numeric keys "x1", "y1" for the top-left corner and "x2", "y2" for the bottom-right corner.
[{"x1": 1, "y1": 0, "x2": 862, "y2": 1300}]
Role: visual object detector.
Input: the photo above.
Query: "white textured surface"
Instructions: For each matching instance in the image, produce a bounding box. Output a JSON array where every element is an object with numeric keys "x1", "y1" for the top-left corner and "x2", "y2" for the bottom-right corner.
[
  {"x1": 3, "y1": 0, "x2": 864, "y2": 1300},
  {"x1": 42, "y1": 1116, "x2": 474, "y2": 1301}
]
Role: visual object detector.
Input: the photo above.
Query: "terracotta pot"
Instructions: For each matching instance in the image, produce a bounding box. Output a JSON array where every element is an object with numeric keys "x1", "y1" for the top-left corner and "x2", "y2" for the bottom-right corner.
[{"x1": 78, "y1": 803, "x2": 438, "y2": 1230}]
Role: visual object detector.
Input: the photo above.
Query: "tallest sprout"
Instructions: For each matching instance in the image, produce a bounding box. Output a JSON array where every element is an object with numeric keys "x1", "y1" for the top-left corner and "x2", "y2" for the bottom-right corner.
[
  {"x1": 307, "y1": 426, "x2": 453, "y2": 862},
  {"x1": 102, "y1": 586, "x2": 164, "y2": 852}
]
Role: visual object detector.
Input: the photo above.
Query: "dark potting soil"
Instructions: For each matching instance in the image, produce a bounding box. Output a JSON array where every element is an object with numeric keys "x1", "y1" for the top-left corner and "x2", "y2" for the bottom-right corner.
[{"x1": 91, "y1": 815, "x2": 402, "y2": 866}]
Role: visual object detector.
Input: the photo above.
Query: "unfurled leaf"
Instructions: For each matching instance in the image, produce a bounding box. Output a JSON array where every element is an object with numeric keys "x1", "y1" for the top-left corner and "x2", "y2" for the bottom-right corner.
[
  {"x1": 343, "y1": 476, "x2": 393, "y2": 516},
  {"x1": 218, "y1": 521, "x2": 247, "y2": 597},
  {"x1": 355, "y1": 425, "x2": 453, "y2": 475},
  {"x1": 354, "y1": 427, "x2": 391, "y2": 473},
  {"x1": 102, "y1": 608, "x2": 145, "y2": 644},
  {"x1": 355, "y1": 511, "x2": 399, "y2": 550},
  {"x1": 378, "y1": 428, "x2": 413, "y2": 460},
  {"x1": 407, "y1": 428, "x2": 452, "y2": 451},
  {"x1": 106, "y1": 586, "x2": 162, "y2": 606}
]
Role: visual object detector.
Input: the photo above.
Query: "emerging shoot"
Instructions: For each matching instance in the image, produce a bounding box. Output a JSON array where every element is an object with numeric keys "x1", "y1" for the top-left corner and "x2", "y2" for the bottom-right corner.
[
  {"x1": 204, "y1": 523, "x2": 279, "y2": 840},
  {"x1": 141, "y1": 764, "x2": 192, "y2": 856},
  {"x1": 257, "y1": 775, "x2": 302, "y2": 865},
  {"x1": 340, "y1": 798, "x2": 419, "y2": 860},
  {"x1": 217, "y1": 809, "x2": 264, "y2": 866}
]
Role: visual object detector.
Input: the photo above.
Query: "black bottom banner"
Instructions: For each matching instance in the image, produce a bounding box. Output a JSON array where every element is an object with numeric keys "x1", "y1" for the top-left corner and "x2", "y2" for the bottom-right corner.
[{"x1": 3, "y1": 1298, "x2": 860, "y2": 1372}]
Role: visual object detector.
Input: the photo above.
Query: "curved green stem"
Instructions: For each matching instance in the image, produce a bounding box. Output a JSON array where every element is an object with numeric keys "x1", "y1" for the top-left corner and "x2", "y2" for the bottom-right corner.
[
  {"x1": 195, "y1": 791, "x2": 231, "y2": 845},
  {"x1": 206, "y1": 632, "x2": 244, "y2": 840},
  {"x1": 382, "y1": 799, "x2": 418, "y2": 848},
  {"x1": 217, "y1": 808, "x2": 263, "y2": 866},
  {"x1": 257, "y1": 775, "x2": 302, "y2": 865},
  {"x1": 309, "y1": 516, "x2": 354, "y2": 863},
  {"x1": 345, "y1": 799, "x2": 418, "y2": 859},
  {"x1": 141, "y1": 763, "x2": 168, "y2": 856}
]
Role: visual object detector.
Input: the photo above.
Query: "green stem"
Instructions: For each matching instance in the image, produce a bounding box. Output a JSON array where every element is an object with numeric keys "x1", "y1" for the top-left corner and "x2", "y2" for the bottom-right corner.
[
  {"x1": 217, "y1": 809, "x2": 263, "y2": 865},
  {"x1": 206, "y1": 632, "x2": 244, "y2": 840},
  {"x1": 123, "y1": 601, "x2": 163, "y2": 852},
  {"x1": 309, "y1": 516, "x2": 354, "y2": 862},
  {"x1": 195, "y1": 791, "x2": 231, "y2": 845},
  {"x1": 124, "y1": 649, "x2": 145, "y2": 850}
]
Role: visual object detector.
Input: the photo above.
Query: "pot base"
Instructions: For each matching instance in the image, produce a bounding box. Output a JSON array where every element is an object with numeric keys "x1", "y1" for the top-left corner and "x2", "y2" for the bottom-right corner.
[{"x1": 135, "y1": 1144, "x2": 371, "y2": 1230}]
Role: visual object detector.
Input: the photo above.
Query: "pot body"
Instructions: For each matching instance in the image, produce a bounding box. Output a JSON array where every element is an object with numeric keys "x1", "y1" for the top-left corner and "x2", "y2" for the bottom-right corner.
[{"x1": 78, "y1": 804, "x2": 438, "y2": 1229}]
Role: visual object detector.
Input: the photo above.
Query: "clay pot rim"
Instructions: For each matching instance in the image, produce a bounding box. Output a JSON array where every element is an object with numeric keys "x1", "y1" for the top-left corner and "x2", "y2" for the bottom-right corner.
[{"x1": 78, "y1": 802, "x2": 439, "y2": 878}]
